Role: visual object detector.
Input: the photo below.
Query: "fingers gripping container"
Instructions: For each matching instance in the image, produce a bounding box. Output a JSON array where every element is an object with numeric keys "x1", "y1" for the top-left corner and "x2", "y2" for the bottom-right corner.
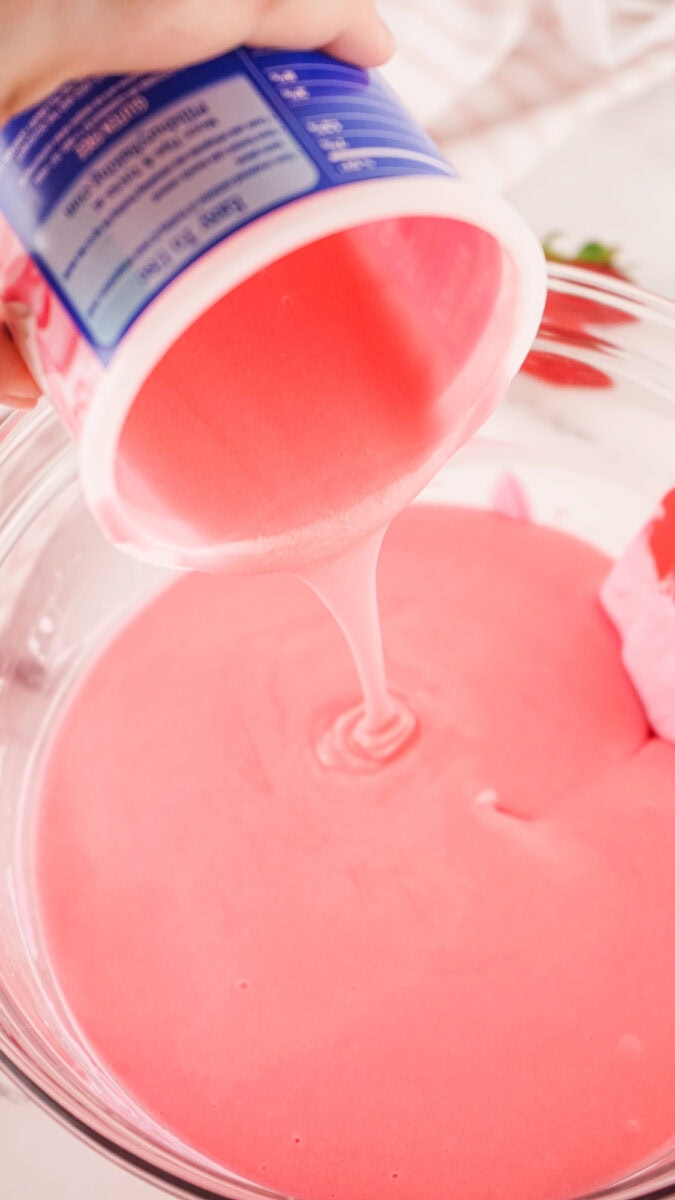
[{"x1": 0, "y1": 48, "x2": 546, "y2": 571}]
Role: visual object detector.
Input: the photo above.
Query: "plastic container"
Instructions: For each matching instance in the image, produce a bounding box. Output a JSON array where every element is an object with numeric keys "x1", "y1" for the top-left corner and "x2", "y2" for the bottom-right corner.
[
  {"x1": 0, "y1": 264, "x2": 674, "y2": 1200},
  {"x1": 0, "y1": 48, "x2": 545, "y2": 570}
]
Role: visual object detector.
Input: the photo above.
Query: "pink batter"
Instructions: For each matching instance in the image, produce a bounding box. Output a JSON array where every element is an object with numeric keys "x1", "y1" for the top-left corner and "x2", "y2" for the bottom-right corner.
[{"x1": 35, "y1": 506, "x2": 675, "y2": 1200}]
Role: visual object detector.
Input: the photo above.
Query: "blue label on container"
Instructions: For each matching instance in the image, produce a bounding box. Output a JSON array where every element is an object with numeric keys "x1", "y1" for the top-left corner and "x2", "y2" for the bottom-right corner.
[{"x1": 0, "y1": 49, "x2": 455, "y2": 362}]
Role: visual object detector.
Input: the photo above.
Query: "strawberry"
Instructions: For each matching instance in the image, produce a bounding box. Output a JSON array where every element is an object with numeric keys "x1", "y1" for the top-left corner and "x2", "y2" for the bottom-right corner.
[
  {"x1": 520, "y1": 349, "x2": 612, "y2": 389},
  {"x1": 648, "y1": 489, "x2": 675, "y2": 585},
  {"x1": 541, "y1": 238, "x2": 637, "y2": 329},
  {"x1": 521, "y1": 238, "x2": 638, "y2": 388}
]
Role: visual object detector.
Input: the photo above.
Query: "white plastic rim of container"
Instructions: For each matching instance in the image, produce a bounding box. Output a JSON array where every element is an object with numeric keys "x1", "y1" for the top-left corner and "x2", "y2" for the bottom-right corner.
[{"x1": 0, "y1": 48, "x2": 547, "y2": 572}]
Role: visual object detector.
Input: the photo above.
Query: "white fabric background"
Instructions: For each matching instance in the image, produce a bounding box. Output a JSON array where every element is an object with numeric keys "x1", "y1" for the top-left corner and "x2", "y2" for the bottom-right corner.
[{"x1": 382, "y1": 0, "x2": 675, "y2": 192}]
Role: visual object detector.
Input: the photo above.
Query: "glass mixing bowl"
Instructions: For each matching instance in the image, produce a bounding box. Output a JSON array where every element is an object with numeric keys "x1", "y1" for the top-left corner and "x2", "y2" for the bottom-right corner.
[{"x1": 0, "y1": 263, "x2": 674, "y2": 1200}]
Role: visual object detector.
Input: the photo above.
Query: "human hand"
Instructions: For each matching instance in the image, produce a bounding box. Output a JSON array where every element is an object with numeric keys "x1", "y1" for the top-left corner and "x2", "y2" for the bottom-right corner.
[
  {"x1": 0, "y1": 321, "x2": 41, "y2": 409},
  {"x1": 0, "y1": 0, "x2": 395, "y2": 408}
]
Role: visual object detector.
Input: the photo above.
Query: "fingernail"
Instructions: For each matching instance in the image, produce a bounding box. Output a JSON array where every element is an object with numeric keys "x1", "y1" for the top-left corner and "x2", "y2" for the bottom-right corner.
[{"x1": 2, "y1": 391, "x2": 39, "y2": 410}]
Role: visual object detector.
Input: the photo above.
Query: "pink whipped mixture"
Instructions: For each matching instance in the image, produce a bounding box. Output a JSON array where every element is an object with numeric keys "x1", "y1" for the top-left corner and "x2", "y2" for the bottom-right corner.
[{"x1": 35, "y1": 505, "x2": 675, "y2": 1200}]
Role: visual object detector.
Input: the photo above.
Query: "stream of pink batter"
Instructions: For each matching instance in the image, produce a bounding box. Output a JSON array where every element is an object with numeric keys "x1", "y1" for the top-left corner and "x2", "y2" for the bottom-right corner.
[{"x1": 34, "y1": 505, "x2": 675, "y2": 1200}]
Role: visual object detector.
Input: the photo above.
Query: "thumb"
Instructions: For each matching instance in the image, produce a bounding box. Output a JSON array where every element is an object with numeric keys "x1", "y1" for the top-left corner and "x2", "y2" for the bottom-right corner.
[
  {"x1": 326, "y1": 12, "x2": 396, "y2": 67},
  {"x1": 0, "y1": 323, "x2": 41, "y2": 409}
]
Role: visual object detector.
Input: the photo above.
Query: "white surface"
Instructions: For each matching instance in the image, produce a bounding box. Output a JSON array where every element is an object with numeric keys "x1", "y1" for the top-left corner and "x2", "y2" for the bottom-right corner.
[{"x1": 2, "y1": 79, "x2": 675, "y2": 1200}]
